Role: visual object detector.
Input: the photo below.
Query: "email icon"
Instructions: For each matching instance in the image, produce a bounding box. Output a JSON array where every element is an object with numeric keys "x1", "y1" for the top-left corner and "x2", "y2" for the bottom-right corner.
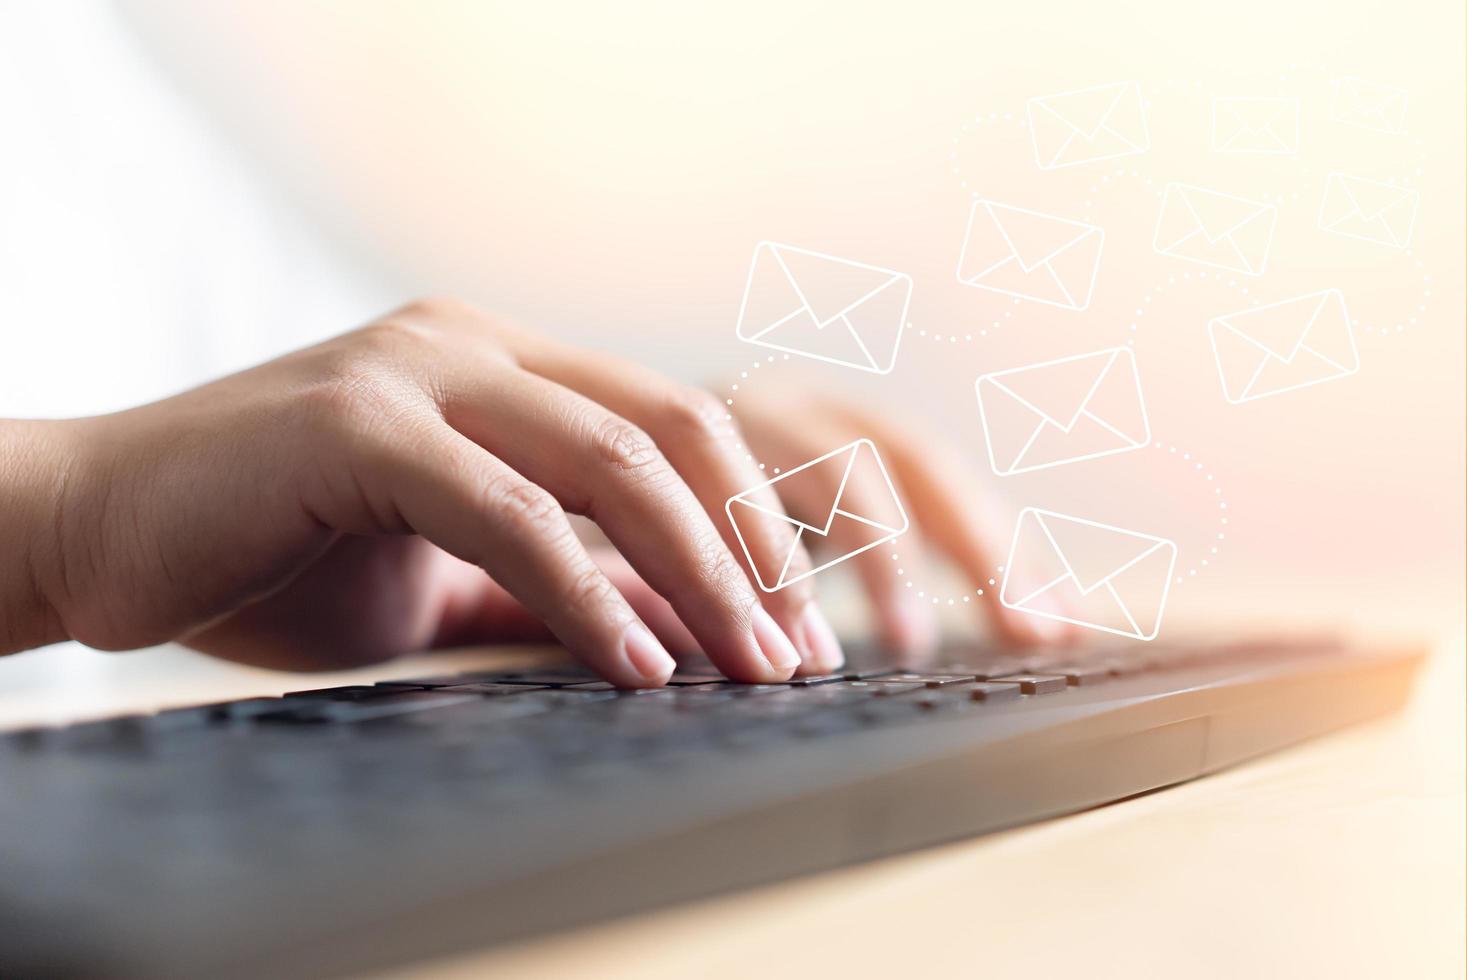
[
  {"x1": 1153, "y1": 182, "x2": 1276, "y2": 276},
  {"x1": 725, "y1": 439, "x2": 908, "y2": 593},
  {"x1": 1329, "y1": 77, "x2": 1408, "y2": 135},
  {"x1": 976, "y1": 347, "x2": 1150, "y2": 476},
  {"x1": 1211, "y1": 96, "x2": 1300, "y2": 154},
  {"x1": 1318, "y1": 173, "x2": 1419, "y2": 249},
  {"x1": 957, "y1": 200, "x2": 1104, "y2": 310},
  {"x1": 735, "y1": 242, "x2": 911, "y2": 375},
  {"x1": 1000, "y1": 508, "x2": 1177, "y2": 642},
  {"x1": 1208, "y1": 289, "x2": 1358, "y2": 404},
  {"x1": 1027, "y1": 81, "x2": 1149, "y2": 170}
]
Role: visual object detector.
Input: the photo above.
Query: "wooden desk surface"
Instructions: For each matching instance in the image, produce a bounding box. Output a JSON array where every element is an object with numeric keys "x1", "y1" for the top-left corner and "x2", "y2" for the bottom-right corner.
[{"x1": 1, "y1": 633, "x2": 1462, "y2": 979}]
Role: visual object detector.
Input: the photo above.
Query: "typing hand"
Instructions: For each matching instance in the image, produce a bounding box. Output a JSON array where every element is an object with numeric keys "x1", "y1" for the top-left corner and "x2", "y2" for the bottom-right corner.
[
  {"x1": 7, "y1": 300, "x2": 843, "y2": 686},
  {"x1": 3, "y1": 300, "x2": 1061, "y2": 687}
]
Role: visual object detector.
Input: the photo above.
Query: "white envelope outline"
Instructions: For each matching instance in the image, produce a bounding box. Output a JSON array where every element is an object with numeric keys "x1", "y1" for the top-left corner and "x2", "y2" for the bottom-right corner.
[
  {"x1": 975, "y1": 347, "x2": 1150, "y2": 476},
  {"x1": 1317, "y1": 173, "x2": 1419, "y2": 249},
  {"x1": 1027, "y1": 81, "x2": 1150, "y2": 170},
  {"x1": 1329, "y1": 77, "x2": 1408, "y2": 135},
  {"x1": 1000, "y1": 508, "x2": 1177, "y2": 642},
  {"x1": 724, "y1": 439, "x2": 908, "y2": 593},
  {"x1": 735, "y1": 242, "x2": 911, "y2": 375},
  {"x1": 1208, "y1": 289, "x2": 1359, "y2": 404},
  {"x1": 956, "y1": 200, "x2": 1105, "y2": 310},
  {"x1": 1211, "y1": 97, "x2": 1300, "y2": 154},
  {"x1": 1153, "y1": 182, "x2": 1277, "y2": 276}
]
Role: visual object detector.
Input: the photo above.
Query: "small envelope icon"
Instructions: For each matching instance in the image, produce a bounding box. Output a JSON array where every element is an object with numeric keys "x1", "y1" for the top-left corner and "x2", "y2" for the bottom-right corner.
[
  {"x1": 1154, "y1": 182, "x2": 1277, "y2": 276},
  {"x1": 1027, "y1": 81, "x2": 1150, "y2": 170},
  {"x1": 1318, "y1": 173, "x2": 1419, "y2": 249},
  {"x1": 957, "y1": 200, "x2": 1104, "y2": 310},
  {"x1": 1212, "y1": 97, "x2": 1300, "y2": 154},
  {"x1": 1209, "y1": 289, "x2": 1358, "y2": 404},
  {"x1": 976, "y1": 347, "x2": 1150, "y2": 476},
  {"x1": 735, "y1": 242, "x2": 911, "y2": 375},
  {"x1": 725, "y1": 439, "x2": 908, "y2": 593},
  {"x1": 1329, "y1": 77, "x2": 1408, "y2": 135},
  {"x1": 1001, "y1": 508, "x2": 1177, "y2": 642}
]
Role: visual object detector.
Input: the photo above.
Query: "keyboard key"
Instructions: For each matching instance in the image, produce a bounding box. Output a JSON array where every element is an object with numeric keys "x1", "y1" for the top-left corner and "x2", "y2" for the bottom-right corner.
[
  {"x1": 434, "y1": 683, "x2": 552, "y2": 696},
  {"x1": 867, "y1": 681, "x2": 931, "y2": 696},
  {"x1": 967, "y1": 682, "x2": 1024, "y2": 703},
  {"x1": 988, "y1": 674, "x2": 1068, "y2": 695},
  {"x1": 372, "y1": 676, "x2": 476, "y2": 689},
  {"x1": 1047, "y1": 664, "x2": 1117, "y2": 686},
  {"x1": 283, "y1": 686, "x2": 383, "y2": 701},
  {"x1": 672, "y1": 683, "x2": 783, "y2": 698},
  {"x1": 158, "y1": 698, "x2": 286, "y2": 723},
  {"x1": 787, "y1": 682, "x2": 892, "y2": 706},
  {"x1": 774, "y1": 674, "x2": 849, "y2": 687},
  {"x1": 664, "y1": 672, "x2": 726, "y2": 686},
  {"x1": 878, "y1": 673, "x2": 980, "y2": 688},
  {"x1": 480, "y1": 670, "x2": 597, "y2": 686},
  {"x1": 561, "y1": 682, "x2": 669, "y2": 695},
  {"x1": 840, "y1": 668, "x2": 898, "y2": 680}
]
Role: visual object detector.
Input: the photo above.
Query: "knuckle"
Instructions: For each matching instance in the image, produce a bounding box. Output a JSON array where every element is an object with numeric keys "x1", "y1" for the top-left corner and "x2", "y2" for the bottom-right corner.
[
  {"x1": 298, "y1": 366, "x2": 422, "y2": 450},
  {"x1": 295, "y1": 324, "x2": 445, "y2": 440},
  {"x1": 563, "y1": 564, "x2": 620, "y2": 612},
  {"x1": 586, "y1": 416, "x2": 664, "y2": 477},
  {"x1": 491, "y1": 479, "x2": 566, "y2": 537}
]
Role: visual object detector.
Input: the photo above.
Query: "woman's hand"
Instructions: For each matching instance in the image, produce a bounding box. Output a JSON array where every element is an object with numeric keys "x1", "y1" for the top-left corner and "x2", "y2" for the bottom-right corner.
[
  {"x1": 5, "y1": 299, "x2": 852, "y2": 686},
  {"x1": 732, "y1": 392, "x2": 1067, "y2": 656}
]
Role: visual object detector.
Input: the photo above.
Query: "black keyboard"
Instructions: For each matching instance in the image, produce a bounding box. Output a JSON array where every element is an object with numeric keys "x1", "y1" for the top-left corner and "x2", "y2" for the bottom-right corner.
[{"x1": 0, "y1": 637, "x2": 1424, "y2": 980}]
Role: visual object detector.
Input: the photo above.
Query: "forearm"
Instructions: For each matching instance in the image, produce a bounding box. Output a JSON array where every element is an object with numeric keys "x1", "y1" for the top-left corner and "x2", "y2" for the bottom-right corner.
[{"x1": 0, "y1": 419, "x2": 75, "y2": 654}]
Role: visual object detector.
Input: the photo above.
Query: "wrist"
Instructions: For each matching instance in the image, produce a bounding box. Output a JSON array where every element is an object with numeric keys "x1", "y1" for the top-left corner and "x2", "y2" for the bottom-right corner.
[{"x1": 0, "y1": 419, "x2": 84, "y2": 654}]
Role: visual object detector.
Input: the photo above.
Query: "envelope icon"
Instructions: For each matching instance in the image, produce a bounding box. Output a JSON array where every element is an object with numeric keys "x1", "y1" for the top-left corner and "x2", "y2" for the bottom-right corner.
[
  {"x1": 725, "y1": 439, "x2": 908, "y2": 593},
  {"x1": 1329, "y1": 77, "x2": 1408, "y2": 135},
  {"x1": 1000, "y1": 508, "x2": 1177, "y2": 642},
  {"x1": 735, "y1": 242, "x2": 911, "y2": 375},
  {"x1": 1318, "y1": 173, "x2": 1419, "y2": 249},
  {"x1": 1027, "y1": 81, "x2": 1150, "y2": 170},
  {"x1": 1211, "y1": 96, "x2": 1300, "y2": 154},
  {"x1": 976, "y1": 347, "x2": 1150, "y2": 475},
  {"x1": 1153, "y1": 182, "x2": 1276, "y2": 276},
  {"x1": 1208, "y1": 289, "x2": 1358, "y2": 404},
  {"x1": 957, "y1": 200, "x2": 1104, "y2": 310}
]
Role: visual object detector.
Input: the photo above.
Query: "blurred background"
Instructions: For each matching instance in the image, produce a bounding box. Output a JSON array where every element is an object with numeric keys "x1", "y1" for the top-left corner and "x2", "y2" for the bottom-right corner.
[{"x1": 0, "y1": 1, "x2": 1461, "y2": 686}]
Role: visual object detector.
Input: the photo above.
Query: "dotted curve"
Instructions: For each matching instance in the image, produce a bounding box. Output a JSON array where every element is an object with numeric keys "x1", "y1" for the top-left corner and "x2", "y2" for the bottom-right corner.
[{"x1": 722, "y1": 352, "x2": 794, "y2": 474}]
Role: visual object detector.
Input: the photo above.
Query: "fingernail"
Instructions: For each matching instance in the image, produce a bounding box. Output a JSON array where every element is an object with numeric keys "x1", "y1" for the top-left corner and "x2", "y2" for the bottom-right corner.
[
  {"x1": 751, "y1": 605, "x2": 802, "y2": 674},
  {"x1": 623, "y1": 622, "x2": 675, "y2": 684},
  {"x1": 795, "y1": 604, "x2": 845, "y2": 674}
]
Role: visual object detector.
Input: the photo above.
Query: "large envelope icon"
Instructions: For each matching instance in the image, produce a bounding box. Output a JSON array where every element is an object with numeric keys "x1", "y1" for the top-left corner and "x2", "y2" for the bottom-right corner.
[
  {"x1": 1208, "y1": 289, "x2": 1359, "y2": 404},
  {"x1": 1318, "y1": 173, "x2": 1419, "y2": 249},
  {"x1": 725, "y1": 439, "x2": 908, "y2": 593},
  {"x1": 1153, "y1": 182, "x2": 1277, "y2": 276},
  {"x1": 1000, "y1": 508, "x2": 1177, "y2": 642},
  {"x1": 1211, "y1": 96, "x2": 1300, "y2": 154},
  {"x1": 1027, "y1": 81, "x2": 1150, "y2": 170},
  {"x1": 1329, "y1": 77, "x2": 1408, "y2": 135},
  {"x1": 735, "y1": 242, "x2": 911, "y2": 375},
  {"x1": 976, "y1": 347, "x2": 1150, "y2": 475},
  {"x1": 957, "y1": 200, "x2": 1104, "y2": 310}
]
